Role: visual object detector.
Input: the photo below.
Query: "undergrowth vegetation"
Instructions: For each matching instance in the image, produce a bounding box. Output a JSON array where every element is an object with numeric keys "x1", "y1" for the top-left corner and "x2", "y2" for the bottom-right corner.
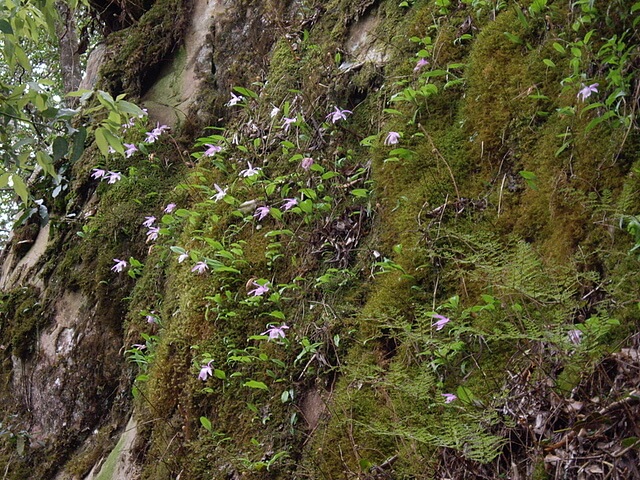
[{"x1": 1, "y1": 0, "x2": 640, "y2": 478}]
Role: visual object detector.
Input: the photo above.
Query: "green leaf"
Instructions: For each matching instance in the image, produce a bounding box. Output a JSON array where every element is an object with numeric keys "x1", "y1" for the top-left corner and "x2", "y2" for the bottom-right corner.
[
  {"x1": 421, "y1": 69, "x2": 447, "y2": 78},
  {"x1": 268, "y1": 310, "x2": 286, "y2": 320},
  {"x1": 519, "y1": 170, "x2": 539, "y2": 190},
  {"x1": 116, "y1": 99, "x2": 145, "y2": 116},
  {"x1": 94, "y1": 127, "x2": 110, "y2": 157},
  {"x1": 515, "y1": 6, "x2": 529, "y2": 27},
  {"x1": 298, "y1": 199, "x2": 313, "y2": 214},
  {"x1": 233, "y1": 86, "x2": 258, "y2": 99},
  {"x1": 4, "y1": 37, "x2": 16, "y2": 71},
  {"x1": 529, "y1": 0, "x2": 547, "y2": 14},
  {"x1": 555, "y1": 142, "x2": 570, "y2": 157},
  {"x1": 389, "y1": 148, "x2": 415, "y2": 160},
  {"x1": 213, "y1": 369, "x2": 226, "y2": 380},
  {"x1": 70, "y1": 127, "x2": 87, "y2": 163},
  {"x1": 0, "y1": 173, "x2": 10, "y2": 188},
  {"x1": 200, "y1": 416, "x2": 212, "y2": 431},
  {"x1": 36, "y1": 151, "x2": 56, "y2": 177},
  {"x1": 350, "y1": 188, "x2": 369, "y2": 198},
  {"x1": 13, "y1": 43, "x2": 31, "y2": 72},
  {"x1": 270, "y1": 207, "x2": 283, "y2": 221},
  {"x1": 10, "y1": 174, "x2": 29, "y2": 204},
  {"x1": 243, "y1": 380, "x2": 269, "y2": 391},
  {"x1": 583, "y1": 29, "x2": 594, "y2": 44},
  {"x1": 316, "y1": 173, "x2": 336, "y2": 182},
  {"x1": 0, "y1": 19, "x2": 13, "y2": 34},
  {"x1": 444, "y1": 79, "x2": 464, "y2": 89},
  {"x1": 580, "y1": 102, "x2": 604, "y2": 115},
  {"x1": 96, "y1": 90, "x2": 116, "y2": 108},
  {"x1": 103, "y1": 127, "x2": 124, "y2": 155},
  {"x1": 107, "y1": 110, "x2": 121, "y2": 126},
  {"x1": 456, "y1": 386, "x2": 475, "y2": 404},
  {"x1": 359, "y1": 135, "x2": 378, "y2": 146},
  {"x1": 504, "y1": 32, "x2": 522, "y2": 45},
  {"x1": 213, "y1": 265, "x2": 241, "y2": 274},
  {"x1": 585, "y1": 111, "x2": 615, "y2": 133},
  {"x1": 542, "y1": 58, "x2": 556, "y2": 68},
  {"x1": 52, "y1": 136, "x2": 68, "y2": 162}
]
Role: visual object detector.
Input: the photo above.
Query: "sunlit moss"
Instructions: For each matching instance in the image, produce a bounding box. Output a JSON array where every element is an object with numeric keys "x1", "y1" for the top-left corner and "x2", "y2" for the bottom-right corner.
[{"x1": 8, "y1": 0, "x2": 639, "y2": 477}]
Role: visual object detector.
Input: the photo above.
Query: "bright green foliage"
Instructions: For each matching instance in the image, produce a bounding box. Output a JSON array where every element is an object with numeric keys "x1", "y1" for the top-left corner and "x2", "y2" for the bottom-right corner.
[
  {"x1": 110, "y1": 0, "x2": 639, "y2": 477},
  {"x1": 1, "y1": 0, "x2": 61, "y2": 204},
  {"x1": 0, "y1": 0, "x2": 143, "y2": 243},
  {"x1": 2, "y1": 0, "x2": 640, "y2": 478}
]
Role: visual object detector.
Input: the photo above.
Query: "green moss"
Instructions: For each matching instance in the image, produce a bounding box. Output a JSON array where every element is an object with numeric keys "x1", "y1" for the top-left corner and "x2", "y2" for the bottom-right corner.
[
  {"x1": 0, "y1": 286, "x2": 47, "y2": 359},
  {"x1": 99, "y1": 0, "x2": 192, "y2": 97},
  {"x1": 26, "y1": 1, "x2": 640, "y2": 477},
  {"x1": 94, "y1": 432, "x2": 126, "y2": 480}
]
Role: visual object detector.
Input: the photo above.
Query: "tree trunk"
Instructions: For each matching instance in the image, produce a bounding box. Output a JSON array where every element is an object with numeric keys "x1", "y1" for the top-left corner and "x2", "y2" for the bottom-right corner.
[{"x1": 55, "y1": 1, "x2": 81, "y2": 94}]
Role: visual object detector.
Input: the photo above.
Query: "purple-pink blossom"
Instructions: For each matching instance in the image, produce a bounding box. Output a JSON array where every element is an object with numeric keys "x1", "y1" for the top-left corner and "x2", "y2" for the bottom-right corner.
[
  {"x1": 254, "y1": 206, "x2": 270, "y2": 221},
  {"x1": 92, "y1": 169, "x2": 122, "y2": 184},
  {"x1": 240, "y1": 162, "x2": 262, "y2": 177},
  {"x1": 142, "y1": 216, "x2": 156, "y2": 228},
  {"x1": 442, "y1": 393, "x2": 457, "y2": 403},
  {"x1": 146, "y1": 314, "x2": 157, "y2": 324},
  {"x1": 132, "y1": 343, "x2": 147, "y2": 350},
  {"x1": 282, "y1": 198, "x2": 298, "y2": 211},
  {"x1": 105, "y1": 171, "x2": 122, "y2": 184},
  {"x1": 282, "y1": 117, "x2": 296, "y2": 132},
  {"x1": 191, "y1": 261, "x2": 208, "y2": 274},
  {"x1": 248, "y1": 280, "x2": 270, "y2": 296},
  {"x1": 111, "y1": 258, "x2": 127, "y2": 273},
  {"x1": 124, "y1": 143, "x2": 138, "y2": 158},
  {"x1": 164, "y1": 203, "x2": 177, "y2": 213},
  {"x1": 178, "y1": 252, "x2": 189, "y2": 263},
  {"x1": 145, "y1": 130, "x2": 160, "y2": 143},
  {"x1": 226, "y1": 92, "x2": 244, "y2": 106},
  {"x1": 145, "y1": 123, "x2": 169, "y2": 143},
  {"x1": 326, "y1": 106, "x2": 352, "y2": 123},
  {"x1": 122, "y1": 119, "x2": 136, "y2": 130},
  {"x1": 203, "y1": 144, "x2": 222, "y2": 156},
  {"x1": 211, "y1": 184, "x2": 227, "y2": 202},
  {"x1": 414, "y1": 58, "x2": 429, "y2": 72},
  {"x1": 577, "y1": 83, "x2": 599, "y2": 101},
  {"x1": 262, "y1": 324, "x2": 289, "y2": 340},
  {"x1": 198, "y1": 360, "x2": 214, "y2": 381},
  {"x1": 146, "y1": 227, "x2": 159, "y2": 243},
  {"x1": 91, "y1": 168, "x2": 107, "y2": 179},
  {"x1": 384, "y1": 131, "x2": 401, "y2": 145},
  {"x1": 301, "y1": 157, "x2": 314, "y2": 170},
  {"x1": 432, "y1": 314, "x2": 450, "y2": 331}
]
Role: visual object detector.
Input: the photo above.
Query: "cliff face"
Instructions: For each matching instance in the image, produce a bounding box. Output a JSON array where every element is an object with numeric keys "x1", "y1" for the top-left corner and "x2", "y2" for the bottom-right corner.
[{"x1": 1, "y1": 0, "x2": 639, "y2": 478}]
